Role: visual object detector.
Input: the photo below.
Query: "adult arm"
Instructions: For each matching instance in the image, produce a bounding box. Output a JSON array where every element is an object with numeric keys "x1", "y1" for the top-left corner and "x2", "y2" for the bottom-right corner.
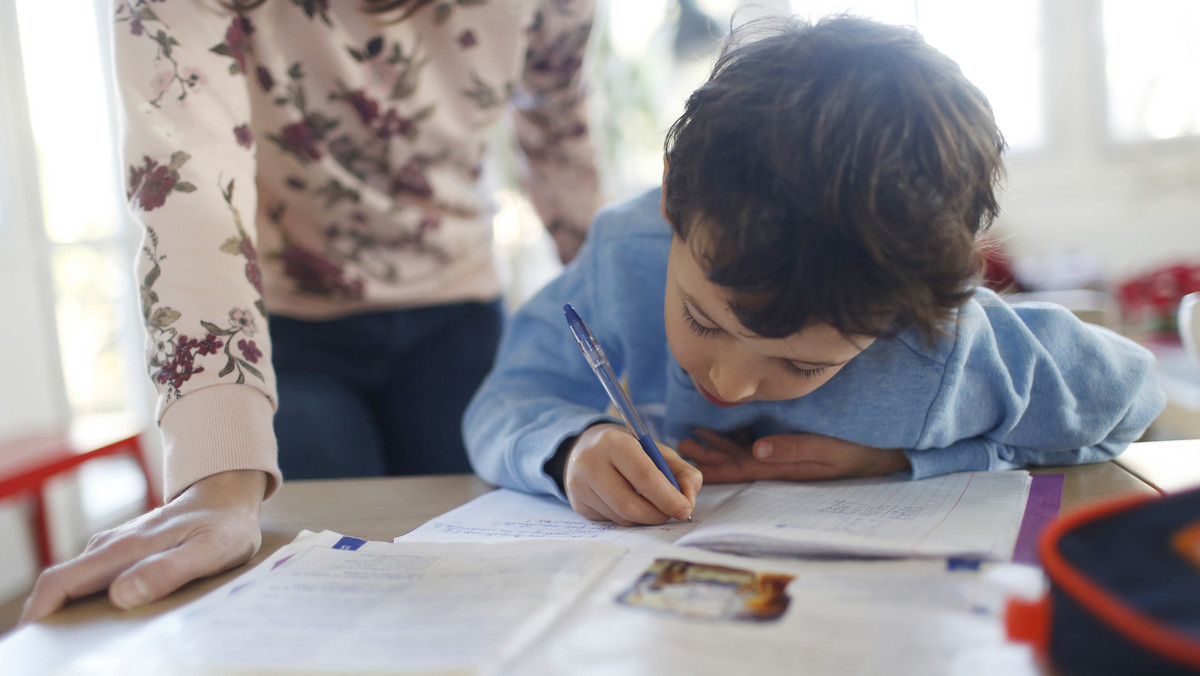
[
  {"x1": 23, "y1": 1, "x2": 281, "y2": 621},
  {"x1": 21, "y1": 470, "x2": 265, "y2": 623},
  {"x1": 511, "y1": 0, "x2": 601, "y2": 263}
]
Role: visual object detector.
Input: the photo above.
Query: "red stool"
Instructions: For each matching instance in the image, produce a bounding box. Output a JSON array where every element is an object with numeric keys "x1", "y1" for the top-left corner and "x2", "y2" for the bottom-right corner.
[{"x1": 0, "y1": 432, "x2": 159, "y2": 568}]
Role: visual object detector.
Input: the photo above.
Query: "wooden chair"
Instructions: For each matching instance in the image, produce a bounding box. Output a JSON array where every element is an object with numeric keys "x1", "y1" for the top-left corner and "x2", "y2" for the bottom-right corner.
[{"x1": 0, "y1": 431, "x2": 158, "y2": 569}]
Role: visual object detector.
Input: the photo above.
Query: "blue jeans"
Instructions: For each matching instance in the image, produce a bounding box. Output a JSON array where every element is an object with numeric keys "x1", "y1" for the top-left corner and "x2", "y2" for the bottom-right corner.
[{"x1": 269, "y1": 300, "x2": 503, "y2": 479}]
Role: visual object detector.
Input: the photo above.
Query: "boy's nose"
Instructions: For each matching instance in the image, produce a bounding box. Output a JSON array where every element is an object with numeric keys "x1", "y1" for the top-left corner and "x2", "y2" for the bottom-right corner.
[{"x1": 708, "y1": 362, "x2": 757, "y2": 403}]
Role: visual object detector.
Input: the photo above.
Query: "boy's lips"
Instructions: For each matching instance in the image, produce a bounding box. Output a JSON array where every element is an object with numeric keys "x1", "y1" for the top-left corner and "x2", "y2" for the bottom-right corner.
[{"x1": 696, "y1": 383, "x2": 744, "y2": 408}]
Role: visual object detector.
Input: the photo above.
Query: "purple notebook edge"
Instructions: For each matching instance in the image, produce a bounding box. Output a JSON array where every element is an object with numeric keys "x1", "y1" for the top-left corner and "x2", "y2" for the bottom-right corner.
[{"x1": 1011, "y1": 473, "x2": 1065, "y2": 565}]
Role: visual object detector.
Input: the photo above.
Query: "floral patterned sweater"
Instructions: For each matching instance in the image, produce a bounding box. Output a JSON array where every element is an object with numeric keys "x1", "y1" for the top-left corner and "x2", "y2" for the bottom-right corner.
[{"x1": 111, "y1": 0, "x2": 600, "y2": 501}]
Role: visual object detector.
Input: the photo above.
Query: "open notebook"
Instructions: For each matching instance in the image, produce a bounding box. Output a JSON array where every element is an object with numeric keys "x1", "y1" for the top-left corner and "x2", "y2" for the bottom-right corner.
[{"x1": 400, "y1": 470, "x2": 1040, "y2": 562}]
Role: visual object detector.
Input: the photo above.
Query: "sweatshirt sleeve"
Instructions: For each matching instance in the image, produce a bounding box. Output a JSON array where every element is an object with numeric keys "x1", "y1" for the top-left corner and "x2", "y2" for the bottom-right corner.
[
  {"x1": 463, "y1": 214, "x2": 621, "y2": 499},
  {"x1": 510, "y1": 0, "x2": 601, "y2": 263},
  {"x1": 905, "y1": 293, "x2": 1166, "y2": 479},
  {"x1": 112, "y1": 2, "x2": 281, "y2": 501}
]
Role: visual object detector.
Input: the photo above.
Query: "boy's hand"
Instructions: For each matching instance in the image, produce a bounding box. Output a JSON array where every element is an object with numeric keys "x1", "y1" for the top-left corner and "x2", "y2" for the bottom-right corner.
[
  {"x1": 19, "y1": 470, "x2": 266, "y2": 624},
  {"x1": 563, "y1": 423, "x2": 701, "y2": 526},
  {"x1": 679, "y1": 428, "x2": 910, "y2": 483}
]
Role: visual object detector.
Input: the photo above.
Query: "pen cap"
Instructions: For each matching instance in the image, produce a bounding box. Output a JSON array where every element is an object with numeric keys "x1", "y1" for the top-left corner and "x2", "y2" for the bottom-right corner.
[
  {"x1": 564, "y1": 304, "x2": 605, "y2": 368},
  {"x1": 563, "y1": 304, "x2": 581, "y2": 324}
]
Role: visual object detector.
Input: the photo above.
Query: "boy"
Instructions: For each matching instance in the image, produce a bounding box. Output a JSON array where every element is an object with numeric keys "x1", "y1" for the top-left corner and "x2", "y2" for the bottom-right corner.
[{"x1": 463, "y1": 14, "x2": 1165, "y2": 526}]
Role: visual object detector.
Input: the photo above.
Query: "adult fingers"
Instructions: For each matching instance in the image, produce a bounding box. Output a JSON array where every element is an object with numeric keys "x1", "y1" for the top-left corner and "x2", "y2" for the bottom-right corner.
[
  {"x1": 108, "y1": 525, "x2": 261, "y2": 610},
  {"x1": 21, "y1": 545, "x2": 136, "y2": 623},
  {"x1": 19, "y1": 511, "x2": 181, "y2": 623}
]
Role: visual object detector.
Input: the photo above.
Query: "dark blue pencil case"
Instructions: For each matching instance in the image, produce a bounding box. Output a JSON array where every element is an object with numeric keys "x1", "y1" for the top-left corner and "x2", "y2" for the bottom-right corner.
[{"x1": 1006, "y1": 486, "x2": 1200, "y2": 674}]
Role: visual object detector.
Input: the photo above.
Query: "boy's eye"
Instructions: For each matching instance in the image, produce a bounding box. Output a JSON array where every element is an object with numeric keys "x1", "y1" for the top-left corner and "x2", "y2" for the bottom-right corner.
[
  {"x1": 681, "y1": 301, "x2": 721, "y2": 338},
  {"x1": 783, "y1": 362, "x2": 828, "y2": 379}
]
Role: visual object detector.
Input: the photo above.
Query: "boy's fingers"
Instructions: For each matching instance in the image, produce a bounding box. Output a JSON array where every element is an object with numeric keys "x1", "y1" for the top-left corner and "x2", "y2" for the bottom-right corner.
[
  {"x1": 612, "y1": 450, "x2": 690, "y2": 523},
  {"x1": 567, "y1": 458, "x2": 655, "y2": 526},
  {"x1": 692, "y1": 428, "x2": 747, "y2": 455},
  {"x1": 696, "y1": 458, "x2": 835, "y2": 485},
  {"x1": 663, "y1": 446, "x2": 702, "y2": 507},
  {"x1": 567, "y1": 480, "x2": 634, "y2": 526},
  {"x1": 753, "y1": 435, "x2": 828, "y2": 463},
  {"x1": 677, "y1": 439, "x2": 733, "y2": 465}
]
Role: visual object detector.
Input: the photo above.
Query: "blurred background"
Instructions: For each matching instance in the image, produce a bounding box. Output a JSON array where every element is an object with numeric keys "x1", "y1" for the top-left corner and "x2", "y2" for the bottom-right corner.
[{"x1": 1, "y1": 0, "x2": 1198, "y2": 611}]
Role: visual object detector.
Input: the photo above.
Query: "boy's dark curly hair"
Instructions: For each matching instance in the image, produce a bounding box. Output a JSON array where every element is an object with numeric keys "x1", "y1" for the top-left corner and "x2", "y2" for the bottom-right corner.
[{"x1": 662, "y1": 14, "x2": 1006, "y2": 340}]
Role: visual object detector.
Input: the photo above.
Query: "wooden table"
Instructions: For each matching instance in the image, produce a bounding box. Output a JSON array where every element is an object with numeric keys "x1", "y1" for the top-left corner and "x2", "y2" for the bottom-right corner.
[{"x1": 1, "y1": 440, "x2": 1196, "y2": 675}]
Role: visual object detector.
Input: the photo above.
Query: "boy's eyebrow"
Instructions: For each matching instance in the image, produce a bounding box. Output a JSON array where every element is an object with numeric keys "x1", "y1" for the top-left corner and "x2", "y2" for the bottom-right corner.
[{"x1": 680, "y1": 290, "x2": 850, "y2": 367}]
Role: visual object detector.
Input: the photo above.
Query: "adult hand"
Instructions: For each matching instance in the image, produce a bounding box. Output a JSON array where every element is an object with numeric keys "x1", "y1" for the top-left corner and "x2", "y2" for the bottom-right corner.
[
  {"x1": 678, "y1": 428, "x2": 910, "y2": 483},
  {"x1": 19, "y1": 469, "x2": 267, "y2": 624},
  {"x1": 563, "y1": 423, "x2": 701, "y2": 526}
]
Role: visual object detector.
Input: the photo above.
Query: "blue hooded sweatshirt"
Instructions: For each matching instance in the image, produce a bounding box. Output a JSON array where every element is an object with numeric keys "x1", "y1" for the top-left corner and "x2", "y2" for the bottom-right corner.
[{"x1": 464, "y1": 188, "x2": 1166, "y2": 501}]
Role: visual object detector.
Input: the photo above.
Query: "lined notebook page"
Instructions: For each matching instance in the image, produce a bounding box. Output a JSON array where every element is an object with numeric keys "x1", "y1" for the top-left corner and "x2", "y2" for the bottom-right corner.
[{"x1": 675, "y1": 471, "x2": 1031, "y2": 560}]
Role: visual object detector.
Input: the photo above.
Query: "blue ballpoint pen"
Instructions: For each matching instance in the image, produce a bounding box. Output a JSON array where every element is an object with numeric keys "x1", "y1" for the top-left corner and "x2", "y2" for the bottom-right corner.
[{"x1": 563, "y1": 303, "x2": 683, "y2": 494}]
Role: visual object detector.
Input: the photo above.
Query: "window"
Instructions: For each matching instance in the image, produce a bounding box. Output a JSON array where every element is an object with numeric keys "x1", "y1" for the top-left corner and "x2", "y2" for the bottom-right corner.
[
  {"x1": 15, "y1": 1, "x2": 146, "y2": 432},
  {"x1": 1103, "y1": 0, "x2": 1200, "y2": 143}
]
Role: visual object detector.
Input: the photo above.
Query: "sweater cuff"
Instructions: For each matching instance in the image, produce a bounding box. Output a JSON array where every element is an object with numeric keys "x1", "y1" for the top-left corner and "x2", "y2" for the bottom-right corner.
[
  {"x1": 905, "y1": 438, "x2": 995, "y2": 480},
  {"x1": 159, "y1": 384, "x2": 281, "y2": 502}
]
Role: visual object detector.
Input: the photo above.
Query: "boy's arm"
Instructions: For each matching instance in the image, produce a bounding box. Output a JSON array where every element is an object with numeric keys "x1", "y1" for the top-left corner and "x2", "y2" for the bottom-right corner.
[
  {"x1": 463, "y1": 232, "x2": 617, "y2": 499},
  {"x1": 906, "y1": 297, "x2": 1166, "y2": 479}
]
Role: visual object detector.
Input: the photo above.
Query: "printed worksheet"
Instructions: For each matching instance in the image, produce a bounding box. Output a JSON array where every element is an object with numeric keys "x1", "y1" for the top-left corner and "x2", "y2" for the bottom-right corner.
[
  {"x1": 61, "y1": 532, "x2": 1044, "y2": 676},
  {"x1": 62, "y1": 532, "x2": 625, "y2": 675},
  {"x1": 507, "y1": 544, "x2": 1044, "y2": 676}
]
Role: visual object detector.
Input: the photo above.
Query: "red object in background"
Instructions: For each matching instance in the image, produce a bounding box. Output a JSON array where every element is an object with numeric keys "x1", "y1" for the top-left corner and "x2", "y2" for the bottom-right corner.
[
  {"x1": 1117, "y1": 262, "x2": 1200, "y2": 339},
  {"x1": 0, "y1": 433, "x2": 158, "y2": 569},
  {"x1": 980, "y1": 237, "x2": 1025, "y2": 293}
]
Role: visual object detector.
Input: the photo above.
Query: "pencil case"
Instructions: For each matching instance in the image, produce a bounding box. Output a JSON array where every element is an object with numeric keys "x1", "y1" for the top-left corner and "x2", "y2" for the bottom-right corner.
[{"x1": 1005, "y1": 486, "x2": 1200, "y2": 675}]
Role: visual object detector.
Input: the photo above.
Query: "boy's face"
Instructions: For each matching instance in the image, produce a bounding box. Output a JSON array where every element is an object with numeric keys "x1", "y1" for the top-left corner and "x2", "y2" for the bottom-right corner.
[{"x1": 664, "y1": 233, "x2": 874, "y2": 407}]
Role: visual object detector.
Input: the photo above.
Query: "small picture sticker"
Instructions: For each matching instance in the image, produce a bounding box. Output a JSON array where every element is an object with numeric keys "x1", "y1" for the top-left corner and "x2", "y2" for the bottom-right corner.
[{"x1": 616, "y1": 558, "x2": 794, "y2": 622}]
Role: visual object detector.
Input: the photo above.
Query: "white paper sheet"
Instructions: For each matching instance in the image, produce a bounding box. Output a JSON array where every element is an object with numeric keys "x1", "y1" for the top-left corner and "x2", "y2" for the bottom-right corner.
[
  {"x1": 63, "y1": 534, "x2": 625, "y2": 675},
  {"x1": 507, "y1": 544, "x2": 1044, "y2": 676},
  {"x1": 395, "y1": 484, "x2": 745, "y2": 547}
]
